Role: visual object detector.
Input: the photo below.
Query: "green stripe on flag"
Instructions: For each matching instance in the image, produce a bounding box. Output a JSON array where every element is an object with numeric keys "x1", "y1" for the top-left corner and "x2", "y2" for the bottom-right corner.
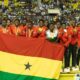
[{"x1": 0, "y1": 71, "x2": 56, "y2": 80}]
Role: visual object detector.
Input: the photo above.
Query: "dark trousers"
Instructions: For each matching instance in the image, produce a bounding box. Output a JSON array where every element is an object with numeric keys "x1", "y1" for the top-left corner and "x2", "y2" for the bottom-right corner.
[
  {"x1": 70, "y1": 44, "x2": 77, "y2": 67},
  {"x1": 77, "y1": 48, "x2": 80, "y2": 65},
  {"x1": 64, "y1": 47, "x2": 70, "y2": 68},
  {"x1": 64, "y1": 44, "x2": 77, "y2": 68}
]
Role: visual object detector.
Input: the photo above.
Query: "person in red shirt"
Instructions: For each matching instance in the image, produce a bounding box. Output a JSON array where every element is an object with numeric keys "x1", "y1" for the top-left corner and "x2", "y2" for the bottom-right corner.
[
  {"x1": 76, "y1": 23, "x2": 80, "y2": 67},
  {"x1": 24, "y1": 21, "x2": 38, "y2": 38},
  {"x1": 37, "y1": 19, "x2": 47, "y2": 38},
  {"x1": 0, "y1": 19, "x2": 9, "y2": 34},
  {"x1": 17, "y1": 19, "x2": 28, "y2": 36},
  {"x1": 25, "y1": 21, "x2": 33, "y2": 37},
  {"x1": 63, "y1": 22, "x2": 78, "y2": 72},
  {"x1": 68, "y1": 23, "x2": 78, "y2": 71},
  {"x1": 6, "y1": 19, "x2": 14, "y2": 35},
  {"x1": 8, "y1": 19, "x2": 20, "y2": 36},
  {"x1": 60, "y1": 24, "x2": 71, "y2": 72}
]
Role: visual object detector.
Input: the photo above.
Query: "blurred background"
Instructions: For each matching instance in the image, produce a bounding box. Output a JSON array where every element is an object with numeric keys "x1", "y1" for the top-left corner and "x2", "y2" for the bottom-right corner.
[{"x1": 0, "y1": 0, "x2": 80, "y2": 25}]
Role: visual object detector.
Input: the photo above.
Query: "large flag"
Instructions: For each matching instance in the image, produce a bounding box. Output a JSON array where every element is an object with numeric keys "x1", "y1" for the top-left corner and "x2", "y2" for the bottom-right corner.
[{"x1": 0, "y1": 33, "x2": 64, "y2": 80}]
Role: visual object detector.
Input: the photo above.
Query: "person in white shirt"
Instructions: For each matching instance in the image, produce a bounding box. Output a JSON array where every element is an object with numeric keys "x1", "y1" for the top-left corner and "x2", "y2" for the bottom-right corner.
[{"x1": 46, "y1": 23, "x2": 58, "y2": 42}]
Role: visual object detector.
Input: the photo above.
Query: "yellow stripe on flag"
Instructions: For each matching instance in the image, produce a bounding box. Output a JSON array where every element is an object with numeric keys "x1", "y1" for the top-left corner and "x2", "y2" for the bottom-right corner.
[{"x1": 0, "y1": 51, "x2": 62, "y2": 79}]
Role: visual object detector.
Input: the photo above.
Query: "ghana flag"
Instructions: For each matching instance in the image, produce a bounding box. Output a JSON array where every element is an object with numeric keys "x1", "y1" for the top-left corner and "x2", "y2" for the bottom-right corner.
[{"x1": 0, "y1": 33, "x2": 64, "y2": 80}]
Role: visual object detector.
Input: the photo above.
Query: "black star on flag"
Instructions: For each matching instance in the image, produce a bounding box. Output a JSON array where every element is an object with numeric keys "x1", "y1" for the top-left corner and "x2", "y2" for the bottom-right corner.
[{"x1": 25, "y1": 62, "x2": 32, "y2": 70}]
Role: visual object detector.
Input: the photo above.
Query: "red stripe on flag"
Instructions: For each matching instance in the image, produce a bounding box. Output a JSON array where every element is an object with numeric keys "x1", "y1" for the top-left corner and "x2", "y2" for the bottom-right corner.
[{"x1": 0, "y1": 33, "x2": 64, "y2": 61}]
